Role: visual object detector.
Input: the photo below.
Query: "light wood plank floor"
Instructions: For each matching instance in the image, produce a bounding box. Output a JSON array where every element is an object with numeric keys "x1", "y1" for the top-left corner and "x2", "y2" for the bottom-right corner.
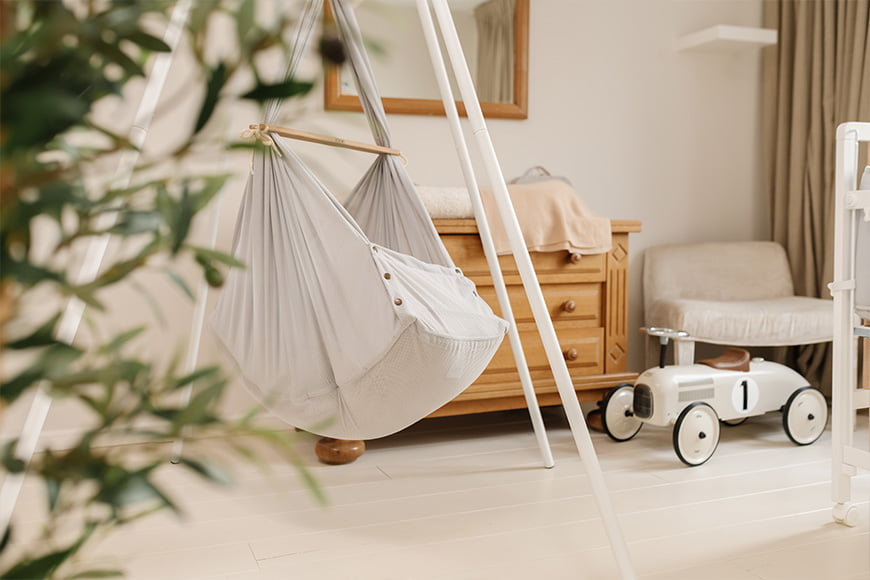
[{"x1": 9, "y1": 407, "x2": 870, "y2": 579}]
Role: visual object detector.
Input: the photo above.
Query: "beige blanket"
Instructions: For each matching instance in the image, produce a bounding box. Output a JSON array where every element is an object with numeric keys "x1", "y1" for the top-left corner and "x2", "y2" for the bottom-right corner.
[{"x1": 480, "y1": 179, "x2": 611, "y2": 256}]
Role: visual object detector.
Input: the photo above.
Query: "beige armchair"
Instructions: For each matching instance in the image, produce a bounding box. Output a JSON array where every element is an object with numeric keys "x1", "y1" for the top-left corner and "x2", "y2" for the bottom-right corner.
[{"x1": 643, "y1": 241, "x2": 833, "y2": 365}]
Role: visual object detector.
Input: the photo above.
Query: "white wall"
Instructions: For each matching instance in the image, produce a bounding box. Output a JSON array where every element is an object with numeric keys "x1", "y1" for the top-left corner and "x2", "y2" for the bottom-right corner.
[
  {"x1": 3, "y1": 0, "x2": 772, "y2": 446},
  {"x1": 318, "y1": 0, "x2": 771, "y2": 372}
]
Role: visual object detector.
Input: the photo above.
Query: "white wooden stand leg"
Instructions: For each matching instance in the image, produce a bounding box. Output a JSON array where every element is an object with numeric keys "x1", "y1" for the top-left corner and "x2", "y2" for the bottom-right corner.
[
  {"x1": 414, "y1": 1, "x2": 553, "y2": 469},
  {"x1": 170, "y1": 190, "x2": 225, "y2": 463},
  {"x1": 418, "y1": 1, "x2": 636, "y2": 577}
]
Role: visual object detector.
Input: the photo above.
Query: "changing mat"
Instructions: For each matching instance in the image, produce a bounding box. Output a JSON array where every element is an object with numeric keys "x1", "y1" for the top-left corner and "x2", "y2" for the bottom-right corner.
[{"x1": 417, "y1": 185, "x2": 474, "y2": 219}]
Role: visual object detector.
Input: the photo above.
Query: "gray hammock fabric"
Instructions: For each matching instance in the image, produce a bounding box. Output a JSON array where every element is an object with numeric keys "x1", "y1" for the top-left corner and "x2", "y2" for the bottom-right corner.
[{"x1": 210, "y1": 0, "x2": 508, "y2": 440}]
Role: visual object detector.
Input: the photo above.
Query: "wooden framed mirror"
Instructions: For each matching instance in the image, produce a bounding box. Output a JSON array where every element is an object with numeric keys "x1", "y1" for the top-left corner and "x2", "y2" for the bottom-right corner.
[{"x1": 324, "y1": 0, "x2": 528, "y2": 119}]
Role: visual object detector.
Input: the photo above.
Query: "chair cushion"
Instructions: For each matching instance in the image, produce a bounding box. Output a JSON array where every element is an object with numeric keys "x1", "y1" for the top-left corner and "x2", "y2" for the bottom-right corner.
[
  {"x1": 648, "y1": 296, "x2": 833, "y2": 346},
  {"x1": 643, "y1": 241, "x2": 796, "y2": 316}
]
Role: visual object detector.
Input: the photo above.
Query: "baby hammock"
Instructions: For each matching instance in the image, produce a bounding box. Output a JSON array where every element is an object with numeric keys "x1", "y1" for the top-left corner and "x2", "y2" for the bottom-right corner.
[{"x1": 210, "y1": 0, "x2": 508, "y2": 440}]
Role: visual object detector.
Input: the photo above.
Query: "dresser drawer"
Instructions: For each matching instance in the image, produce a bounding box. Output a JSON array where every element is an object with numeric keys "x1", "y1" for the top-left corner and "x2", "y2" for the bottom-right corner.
[
  {"x1": 477, "y1": 283, "x2": 601, "y2": 325},
  {"x1": 442, "y1": 234, "x2": 607, "y2": 285},
  {"x1": 485, "y1": 321, "x2": 604, "y2": 376}
]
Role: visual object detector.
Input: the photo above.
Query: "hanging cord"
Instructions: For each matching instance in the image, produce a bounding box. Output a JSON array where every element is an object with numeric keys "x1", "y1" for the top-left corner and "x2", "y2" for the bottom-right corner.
[
  {"x1": 240, "y1": 125, "x2": 282, "y2": 173},
  {"x1": 240, "y1": 125, "x2": 277, "y2": 147},
  {"x1": 263, "y1": 0, "x2": 324, "y2": 125}
]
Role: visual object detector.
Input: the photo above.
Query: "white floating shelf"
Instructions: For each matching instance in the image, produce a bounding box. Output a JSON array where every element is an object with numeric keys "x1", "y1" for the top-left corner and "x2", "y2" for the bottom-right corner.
[{"x1": 677, "y1": 25, "x2": 778, "y2": 51}]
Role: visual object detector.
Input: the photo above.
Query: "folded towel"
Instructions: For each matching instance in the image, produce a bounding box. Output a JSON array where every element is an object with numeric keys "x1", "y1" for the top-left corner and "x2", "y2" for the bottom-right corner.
[{"x1": 480, "y1": 179, "x2": 612, "y2": 257}]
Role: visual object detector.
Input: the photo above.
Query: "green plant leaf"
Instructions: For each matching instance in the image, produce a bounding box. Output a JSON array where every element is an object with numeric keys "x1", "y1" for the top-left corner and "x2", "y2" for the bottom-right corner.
[
  {"x1": 0, "y1": 546, "x2": 70, "y2": 578},
  {"x1": 0, "y1": 368, "x2": 43, "y2": 405},
  {"x1": 98, "y1": 327, "x2": 146, "y2": 355},
  {"x1": 0, "y1": 524, "x2": 95, "y2": 579},
  {"x1": 1, "y1": 343, "x2": 84, "y2": 404},
  {"x1": 1, "y1": 440, "x2": 26, "y2": 474},
  {"x1": 51, "y1": 368, "x2": 119, "y2": 392},
  {"x1": 171, "y1": 185, "x2": 194, "y2": 255},
  {"x1": 112, "y1": 210, "x2": 165, "y2": 236},
  {"x1": 191, "y1": 246, "x2": 245, "y2": 269},
  {"x1": 171, "y1": 382, "x2": 223, "y2": 430},
  {"x1": 236, "y1": 0, "x2": 255, "y2": 45},
  {"x1": 240, "y1": 79, "x2": 313, "y2": 103},
  {"x1": 77, "y1": 393, "x2": 108, "y2": 416},
  {"x1": 124, "y1": 29, "x2": 172, "y2": 53},
  {"x1": 84, "y1": 252, "x2": 150, "y2": 290},
  {"x1": 173, "y1": 366, "x2": 220, "y2": 390},
  {"x1": 42, "y1": 343, "x2": 84, "y2": 378},
  {"x1": 194, "y1": 62, "x2": 228, "y2": 134},
  {"x1": 0, "y1": 525, "x2": 11, "y2": 555},
  {"x1": 2, "y1": 86, "x2": 92, "y2": 150},
  {"x1": 295, "y1": 463, "x2": 328, "y2": 507},
  {"x1": 2, "y1": 258, "x2": 66, "y2": 289},
  {"x1": 190, "y1": 174, "x2": 229, "y2": 212},
  {"x1": 68, "y1": 569, "x2": 125, "y2": 579},
  {"x1": 100, "y1": 178, "x2": 166, "y2": 205},
  {"x1": 124, "y1": 277, "x2": 168, "y2": 328},
  {"x1": 46, "y1": 477, "x2": 61, "y2": 512},
  {"x1": 5, "y1": 314, "x2": 61, "y2": 350},
  {"x1": 204, "y1": 265, "x2": 224, "y2": 287},
  {"x1": 115, "y1": 472, "x2": 167, "y2": 508},
  {"x1": 177, "y1": 457, "x2": 233, "y2": 486},
  {"x1": 94, "y1": 39, "x2": 145, "y2": 79},
  {"x1": 165, "y1": 268, "x2": 195, "y2": 301}
]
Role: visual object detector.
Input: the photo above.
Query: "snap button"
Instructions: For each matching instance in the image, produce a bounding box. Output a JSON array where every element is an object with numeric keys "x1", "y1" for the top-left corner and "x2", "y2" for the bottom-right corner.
[
  {"x1": 384, "y1": 273, "x2": 392, "y2": 280},
  {"x1": 394, "y1": 298, "x2": 403, "y2": 306}
]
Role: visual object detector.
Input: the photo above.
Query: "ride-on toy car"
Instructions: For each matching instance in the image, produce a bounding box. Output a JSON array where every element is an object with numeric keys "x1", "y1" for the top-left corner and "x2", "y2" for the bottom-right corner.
[{"x1": 600, "y1": 328, "x2": 828, "y2": 466}]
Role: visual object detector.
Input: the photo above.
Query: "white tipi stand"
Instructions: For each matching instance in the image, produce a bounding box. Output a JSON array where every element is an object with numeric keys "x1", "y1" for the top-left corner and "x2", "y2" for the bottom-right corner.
[
  {"x1": 0, "y1": 0, "x2": 194, "y2": 540},
  {"x1": 414, "y1": 1, "x2": 636, "y2": 577}
]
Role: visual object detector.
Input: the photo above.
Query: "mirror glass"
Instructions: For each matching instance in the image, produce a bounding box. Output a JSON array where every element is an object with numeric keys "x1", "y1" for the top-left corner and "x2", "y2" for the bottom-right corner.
[{"x1": 324, "y1": 0, "x2": 528, "y2": 119}]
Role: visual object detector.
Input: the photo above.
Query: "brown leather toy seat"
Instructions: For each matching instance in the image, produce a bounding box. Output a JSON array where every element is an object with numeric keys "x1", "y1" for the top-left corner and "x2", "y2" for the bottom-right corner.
[{"x1": 698, "y1": 347, "x2": 751, "y2": 373}]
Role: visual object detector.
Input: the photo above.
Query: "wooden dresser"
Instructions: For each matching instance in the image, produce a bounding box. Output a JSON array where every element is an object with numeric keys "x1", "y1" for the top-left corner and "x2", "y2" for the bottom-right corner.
[
  {"x1": 428, "y1": 218, "x2": 642, "y2": 417},
  {"x1": 312, "y1": 218, "x2": 642, "y2": 464}
]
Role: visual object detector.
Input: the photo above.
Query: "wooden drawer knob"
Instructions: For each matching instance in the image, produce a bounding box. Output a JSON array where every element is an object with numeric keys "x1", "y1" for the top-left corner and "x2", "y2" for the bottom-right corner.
[
  {"x1": 563, "y1": 348, "x2": 579, "y2": 361},
  {"x1": 561, "y1": 300, "x2": 576, "y2": 313},
  {"x1": 568, "y1": 252, "x2": 582, "y2": 264}
]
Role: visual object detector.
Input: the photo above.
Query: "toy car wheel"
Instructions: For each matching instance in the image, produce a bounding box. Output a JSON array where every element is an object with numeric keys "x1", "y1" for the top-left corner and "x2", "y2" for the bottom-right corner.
[
  {"x1": 721, "y1": 417, "x2": 747, "y2": 427},
  {"x1": 783, "y1": 386, "x2": 827, "y2": 445},
  {"x1": 673, "y1": 402, "x2": 720, "y2": 466},
  {"x1": 601, "y1": 384, "x2": 642, "y2": 442}
]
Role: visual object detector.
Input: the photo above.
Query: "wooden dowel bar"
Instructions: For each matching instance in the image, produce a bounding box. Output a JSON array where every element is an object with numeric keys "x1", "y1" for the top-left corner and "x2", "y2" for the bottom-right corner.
[{"x1": 252, "y1": 123, "x2": 402, "y2": 157}]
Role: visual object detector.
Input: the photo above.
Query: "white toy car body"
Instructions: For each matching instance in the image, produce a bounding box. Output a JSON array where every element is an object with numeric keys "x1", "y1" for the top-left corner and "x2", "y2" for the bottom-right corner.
[
  {"x1": 600, "y1": 329, "x2": 828, "y2": 466},
  {"x1": 633, "y1": 357, "x2": 808, "y2": 427}
]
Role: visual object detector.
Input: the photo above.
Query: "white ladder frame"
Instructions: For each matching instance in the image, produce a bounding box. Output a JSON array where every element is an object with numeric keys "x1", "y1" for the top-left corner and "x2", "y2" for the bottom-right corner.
[{"x1": 830, "y1": 121, "x2": 870, "y2": 528}]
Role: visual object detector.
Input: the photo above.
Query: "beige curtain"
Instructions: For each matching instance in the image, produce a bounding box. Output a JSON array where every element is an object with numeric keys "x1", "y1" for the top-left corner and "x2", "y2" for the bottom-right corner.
[
  {"x1": 474, "y1": 0, "x2": 514, "y2": 103},
  {"x1": 762, "y1": 0, "x2": 870, "y2": 392}
]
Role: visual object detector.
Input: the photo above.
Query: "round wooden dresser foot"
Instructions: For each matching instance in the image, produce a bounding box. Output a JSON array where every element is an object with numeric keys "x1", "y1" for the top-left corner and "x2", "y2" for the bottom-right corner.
[{"x1": 315, "y1": 437, "x2": 365, "y2": 465}]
